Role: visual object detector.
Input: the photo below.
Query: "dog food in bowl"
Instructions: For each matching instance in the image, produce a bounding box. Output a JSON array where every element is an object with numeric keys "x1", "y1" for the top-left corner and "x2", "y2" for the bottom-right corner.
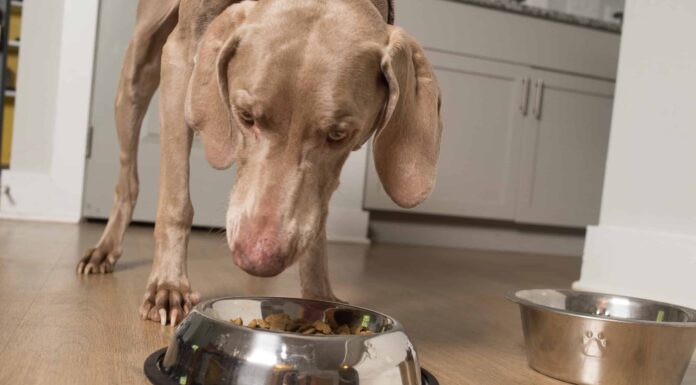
[
  {"x1": 145, "y1": 297, "x2": 441, "y2": 385},
  {"x1": 229, "y1": 313, "x2": 375, "y2": 335}
]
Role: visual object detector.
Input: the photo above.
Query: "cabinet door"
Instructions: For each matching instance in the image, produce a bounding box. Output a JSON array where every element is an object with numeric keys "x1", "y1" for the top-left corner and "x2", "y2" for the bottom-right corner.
[
  {"x1": 516, "y1": 69, "x2": 614, "y2": 227},
  {"x1": 364, "y1": 50, "x2": 529, "y2": 220}
]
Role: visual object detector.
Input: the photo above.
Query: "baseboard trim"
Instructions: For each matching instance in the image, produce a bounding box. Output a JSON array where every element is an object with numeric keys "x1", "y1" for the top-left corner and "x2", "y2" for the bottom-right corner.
[
  {"x1": 574, "y1": 225, "x2": 696, "y2": 309},
  {"x1": 369, "y1": 211, "x2": 586, "y2": 256}
]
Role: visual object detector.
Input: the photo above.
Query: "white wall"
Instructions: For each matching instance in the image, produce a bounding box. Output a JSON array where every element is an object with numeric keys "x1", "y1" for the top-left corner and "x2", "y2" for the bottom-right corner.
[
  {"x1": 574, "y1": 0, "x2": 696, "y2": 309},
  {"x1": 599, "y1": 1, "x2": 696, "y2": 234},
  {"x1": 7, "y1": 0, "x2": 65, "y2": 173},
  {"x1": 0, "y1": 0, "x2": 99, "y2": 222}
]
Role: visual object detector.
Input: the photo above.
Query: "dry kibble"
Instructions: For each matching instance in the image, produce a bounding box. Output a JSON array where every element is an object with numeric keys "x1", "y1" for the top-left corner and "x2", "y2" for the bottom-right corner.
[
  {"x1": 266, "y1": 313, "x2": 291, "y2": 331},
  {"x1": 313, "y1": 320, "x2": 332, "y2": 335},
  {"x1": 229, "y1": 313, "x2": 375, "y2": 336},
  {"x1": 297, "y1": 323, "x2": 316, "y2": 334},
  {"x1": 266, "y1": 313, "x2": 291, "y2": 323},
  {"x1": 336, "y1": 324, "x2": 351, "y2": 335}
]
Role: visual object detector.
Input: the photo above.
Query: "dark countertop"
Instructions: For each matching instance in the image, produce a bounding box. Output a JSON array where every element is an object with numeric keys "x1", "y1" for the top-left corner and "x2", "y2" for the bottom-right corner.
[{"x1": 447, "y1": 0, "x2": 622, "y2": 33}]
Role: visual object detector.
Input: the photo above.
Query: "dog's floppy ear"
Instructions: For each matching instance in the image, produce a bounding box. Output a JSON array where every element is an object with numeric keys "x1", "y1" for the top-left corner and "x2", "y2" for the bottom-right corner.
[
  {"x1": 185, "y1": 1, "x2": 255, "y2": 169},
  {"x1": 373, "y1": 26, "x2": 443, "y2": 208}
]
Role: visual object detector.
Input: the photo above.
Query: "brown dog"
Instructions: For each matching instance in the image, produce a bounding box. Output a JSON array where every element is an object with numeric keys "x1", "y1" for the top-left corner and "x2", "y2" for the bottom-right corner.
[{"x1": 77, "y1": 0, "x2": 442, "y2": 325}]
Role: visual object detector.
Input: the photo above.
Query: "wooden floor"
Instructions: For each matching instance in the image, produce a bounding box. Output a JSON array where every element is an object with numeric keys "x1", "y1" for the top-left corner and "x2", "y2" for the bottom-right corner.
[{"x1": 0, "y1": 220, "x2": 694, "y2": 385}]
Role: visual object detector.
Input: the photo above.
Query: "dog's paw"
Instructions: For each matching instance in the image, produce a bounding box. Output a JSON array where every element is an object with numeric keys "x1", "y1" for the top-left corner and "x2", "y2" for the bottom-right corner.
[
  {"x1": 140, "y1": 277, "x2": 200, "y2": 326},
  {"x1": 77, "y1": 247, "x2": 120, "y2": 275}
]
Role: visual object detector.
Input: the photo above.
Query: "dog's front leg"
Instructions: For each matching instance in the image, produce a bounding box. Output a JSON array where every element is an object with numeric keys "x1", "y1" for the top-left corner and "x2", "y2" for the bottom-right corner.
[
  {"x1": 299, "y1": 232, "x2": 341, "y2": 303},
  {"x1": 77, "y1": 0, "x2": 179, "y2": 275},
  {"x1": 139, "y1": 30, "x2": 199, "y2": 326}
]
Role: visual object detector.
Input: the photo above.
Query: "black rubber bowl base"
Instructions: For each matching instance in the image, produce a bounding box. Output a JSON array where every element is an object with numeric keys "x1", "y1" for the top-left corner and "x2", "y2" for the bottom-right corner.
[{"x1": 145, "y1": 347, "x2": 439, "y2": 385}]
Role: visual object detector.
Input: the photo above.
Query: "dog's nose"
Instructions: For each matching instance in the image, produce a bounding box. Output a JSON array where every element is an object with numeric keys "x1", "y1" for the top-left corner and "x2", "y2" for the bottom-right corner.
[{"x1": 232, "y1": 237, "x2": 286, "y2": 277}]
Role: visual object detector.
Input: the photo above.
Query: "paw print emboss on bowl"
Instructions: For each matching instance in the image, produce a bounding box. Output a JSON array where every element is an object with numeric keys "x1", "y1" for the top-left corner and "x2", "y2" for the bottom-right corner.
[
  {"x1": 582, "y1": 330, "x2": 607, "y2": 358},
  {"x1": 508, "y1": 289, "x2": 696, "y2": 385}
]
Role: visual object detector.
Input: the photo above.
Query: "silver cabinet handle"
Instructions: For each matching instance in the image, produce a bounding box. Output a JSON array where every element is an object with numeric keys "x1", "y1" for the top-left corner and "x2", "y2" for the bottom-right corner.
[
  {"x1": 533, "y1": 79, "x2": 545, "y2": 120},
  {"x1": 518, "y1": 77, "x2": 530, "y2": 116}
]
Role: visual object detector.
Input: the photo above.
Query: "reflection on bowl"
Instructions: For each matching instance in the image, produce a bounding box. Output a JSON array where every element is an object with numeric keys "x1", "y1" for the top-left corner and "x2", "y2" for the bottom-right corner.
[
  {"x1": 508, "y1": 289, "x2": 696, "y2": 385},
  {"x1": 146, "y1": 297, "x2": 436, "y2": 385}
]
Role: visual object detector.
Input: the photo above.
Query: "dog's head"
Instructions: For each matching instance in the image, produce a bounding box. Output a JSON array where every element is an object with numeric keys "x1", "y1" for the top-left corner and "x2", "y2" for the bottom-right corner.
[{"x1": 185, "y1": 0, "x2": 442, "y2": 277}]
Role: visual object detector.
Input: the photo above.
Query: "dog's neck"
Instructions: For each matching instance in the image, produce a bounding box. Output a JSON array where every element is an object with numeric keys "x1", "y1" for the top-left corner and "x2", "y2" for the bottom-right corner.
[{"x1": 370, "y1": 0, "x2": 395, "y2": 24}]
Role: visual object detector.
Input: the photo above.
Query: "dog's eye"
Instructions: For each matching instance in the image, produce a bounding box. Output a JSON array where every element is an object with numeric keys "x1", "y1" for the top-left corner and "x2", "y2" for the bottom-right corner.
[
  {"x1": 327, "y1": 130, "x2": 347, "y2": 143},
  {"x1": 238, "y1": 110, "x2": 254, "y2": 126}
]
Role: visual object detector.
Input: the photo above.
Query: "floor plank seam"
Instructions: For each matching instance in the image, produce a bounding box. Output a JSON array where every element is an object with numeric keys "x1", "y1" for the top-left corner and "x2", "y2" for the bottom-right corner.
[{"x1": 0, "y1": 242, "x2": 67, "y2": 354}]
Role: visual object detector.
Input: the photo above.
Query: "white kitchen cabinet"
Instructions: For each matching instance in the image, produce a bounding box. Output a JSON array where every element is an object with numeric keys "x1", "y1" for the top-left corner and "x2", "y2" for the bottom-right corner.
[
  {"x1": 515, "y1": 69, "x2": 614, "y2": 227},
  {"x1": 364, "y1": 0, "x2": 619, "y2": 230},
  {"x1": 364, "y1": 50, "x2": 528, "y2": 220},
  {"x1": 364, "y1": 54, "x2": 615, "y2": 228}
]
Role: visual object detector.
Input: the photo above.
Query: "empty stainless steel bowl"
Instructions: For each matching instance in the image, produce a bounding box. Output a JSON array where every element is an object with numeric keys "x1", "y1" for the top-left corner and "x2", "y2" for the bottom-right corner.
[
  {"x1": 508, "y1": 289, "x2": 696, "y2": 385},
  {"x1": 144, "y1": 297, "x2": 438, "y2": 385}
]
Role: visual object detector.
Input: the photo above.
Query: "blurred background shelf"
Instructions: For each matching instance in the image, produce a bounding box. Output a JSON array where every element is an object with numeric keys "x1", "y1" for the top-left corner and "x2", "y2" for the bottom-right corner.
[{"x1": 1, "y1": 0, "x2": 22, "y2": 168}]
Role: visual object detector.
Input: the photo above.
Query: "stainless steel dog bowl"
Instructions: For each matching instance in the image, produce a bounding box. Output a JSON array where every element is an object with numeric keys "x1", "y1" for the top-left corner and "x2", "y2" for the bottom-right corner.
[
  {"x1": 144, "y1": 297, "x2": 438, "y2": 385},
  {"x1": 508, "y1": 289, "x2": 696, "y2": 385}
]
